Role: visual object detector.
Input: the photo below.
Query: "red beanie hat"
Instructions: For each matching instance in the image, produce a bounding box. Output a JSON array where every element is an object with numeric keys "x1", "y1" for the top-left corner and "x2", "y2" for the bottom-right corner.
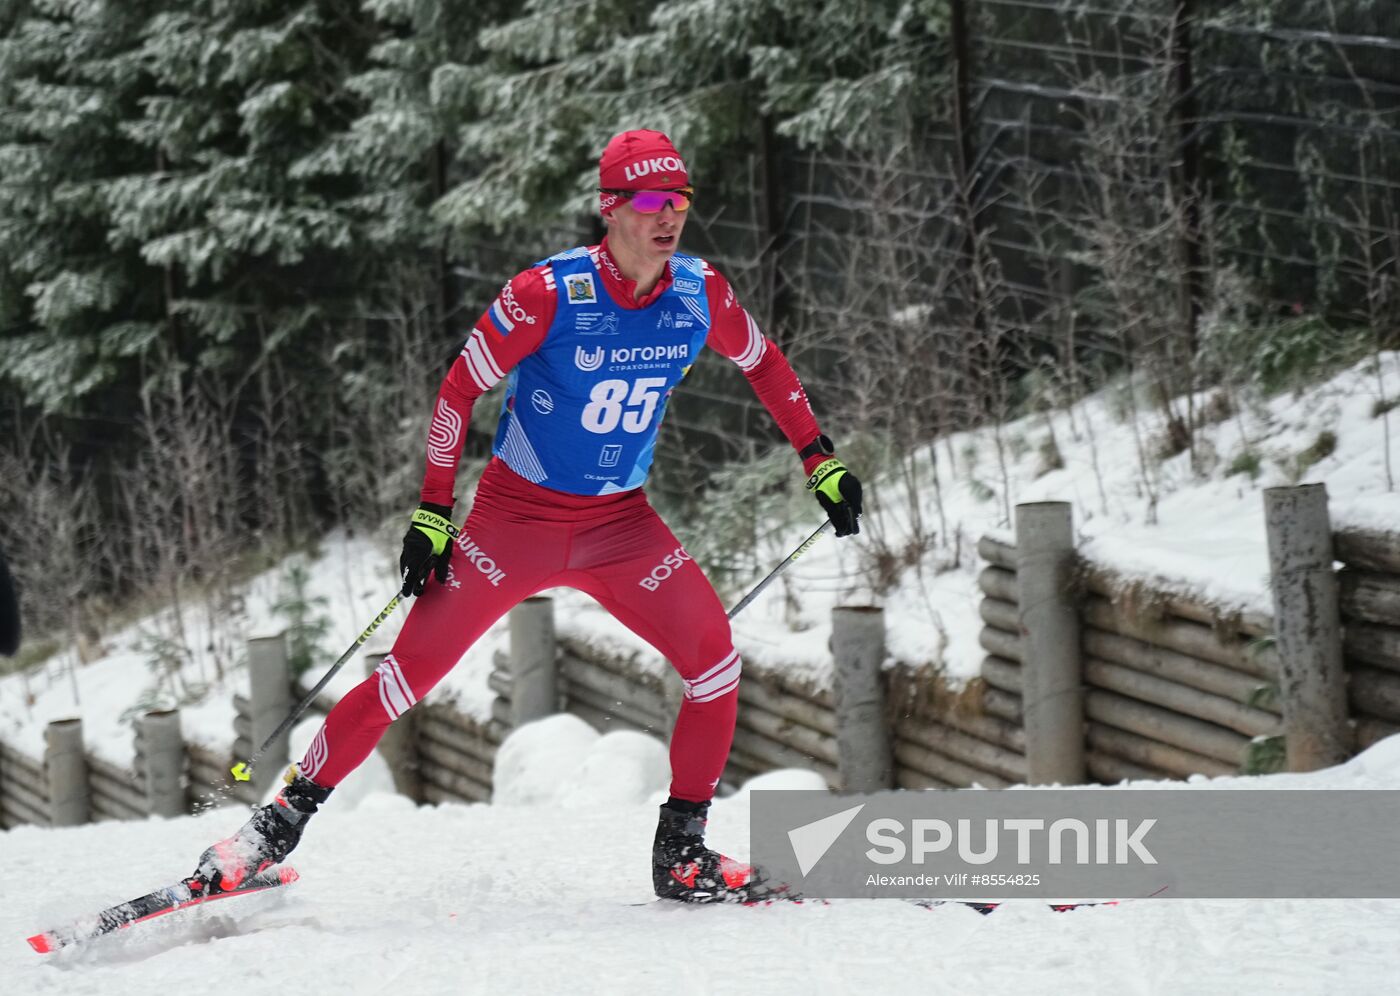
[{"x1": 598, "y1": 129, "x2": 689, "y2": 214}]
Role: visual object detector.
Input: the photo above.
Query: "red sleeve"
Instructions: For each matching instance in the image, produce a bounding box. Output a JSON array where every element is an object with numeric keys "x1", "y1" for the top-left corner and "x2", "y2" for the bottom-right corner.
[
  {"x1": 419, "y1": 266, "x2": 556, "y2": 506},
  {"x1": 704, "y1": 268, "x2": 826, "y2": 472}
]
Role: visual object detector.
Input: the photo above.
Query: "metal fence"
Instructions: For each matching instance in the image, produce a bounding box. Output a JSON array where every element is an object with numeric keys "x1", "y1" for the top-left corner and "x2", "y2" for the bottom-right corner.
[{"x1": 445, "y1": 0, "x2": 1400, "y2": 515}]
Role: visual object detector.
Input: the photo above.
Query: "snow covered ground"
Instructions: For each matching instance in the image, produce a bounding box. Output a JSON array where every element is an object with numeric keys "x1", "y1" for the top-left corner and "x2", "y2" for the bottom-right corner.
[{"x1": 8, "y1": 717, "x2": 1400, "y2": 993}]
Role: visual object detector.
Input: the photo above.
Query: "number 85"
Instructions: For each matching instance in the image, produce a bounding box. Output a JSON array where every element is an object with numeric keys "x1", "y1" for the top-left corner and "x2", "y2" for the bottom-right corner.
[{"x1": 580, "y1": 377, "x2": 669, "y2": 434}]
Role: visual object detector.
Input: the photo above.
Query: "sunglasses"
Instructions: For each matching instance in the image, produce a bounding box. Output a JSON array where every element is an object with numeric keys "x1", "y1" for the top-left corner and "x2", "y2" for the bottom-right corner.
[{"x1": 602, "y1": 187, "x2": 694, "y2": 214}]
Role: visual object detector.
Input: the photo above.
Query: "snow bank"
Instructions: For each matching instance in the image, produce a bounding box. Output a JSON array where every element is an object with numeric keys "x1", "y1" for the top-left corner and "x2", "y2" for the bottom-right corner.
[
  {"x1": 491, "y1": 719, "x2": 831, "y2": 811},
  {"x1": 563, "y1": 729, "x2": 671, "y2": 806},
  {"x1": 1333, "y1": 492, "x2": 1400, "y2": 534},
  {"x1": 492, "y1": 715, "x2": 671, "y2": 807},
  {"x1": 492, "y1": 714, "x2": 600, "y2": 806},
  {"x1": 728, "y1": 768, "x2": 830, "y2": 799}
]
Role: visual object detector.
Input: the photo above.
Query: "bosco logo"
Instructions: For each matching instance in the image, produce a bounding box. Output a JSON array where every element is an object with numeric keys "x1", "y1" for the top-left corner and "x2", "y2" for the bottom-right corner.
[
  {"x1": 575, "y1": 345, "x2": 605, "y2": 372},
  {"x1": 639, "y1": 547, "x2": 693, "y2": 591},
  {"x1": 531, "y1": 389, "x2": 555, "y2": 415},
  {"x1": 499, "y1": 283, "x2": 535, "y2": 325}
]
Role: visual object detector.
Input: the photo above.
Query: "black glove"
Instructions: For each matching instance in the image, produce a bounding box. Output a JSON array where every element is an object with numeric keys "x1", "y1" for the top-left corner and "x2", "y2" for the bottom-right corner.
[
  {"x1": 806, "y1": 458, "x2": 863, "y2": 537},
  {"x1": 399, "y1": 502, "x2": 456, "y2": 597}
]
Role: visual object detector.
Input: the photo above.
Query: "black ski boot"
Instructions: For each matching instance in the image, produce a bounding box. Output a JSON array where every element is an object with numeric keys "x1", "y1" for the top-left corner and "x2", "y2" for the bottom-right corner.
[
  {"x1": 195, "y1": 766, "x2": 332, "y2": 892},
  {"x1": 652, "y1": 798, "x2": 778, "y2": 903}
]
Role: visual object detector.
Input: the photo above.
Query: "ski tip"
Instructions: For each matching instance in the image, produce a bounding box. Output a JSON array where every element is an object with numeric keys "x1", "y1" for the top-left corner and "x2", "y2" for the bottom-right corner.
[
  {"x1": 278, "y1": 866, "x2": 300, "y2": 885},
  {"x1": 27, "y1": 932, "x2": 57, "y2": 955}
]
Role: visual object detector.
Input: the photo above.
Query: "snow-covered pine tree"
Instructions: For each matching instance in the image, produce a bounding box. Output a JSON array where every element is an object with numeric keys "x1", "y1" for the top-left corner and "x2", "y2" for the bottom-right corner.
[
  {"x1": 296, "y1": 0, "x2": 514, "y2": 260},
  {"x1": 98, "y1": 0, "x2": 399, "y2": 538},
  {"x1": 291, "y1": 0, "x2": 524, "y2": 526},
  {"x1": 746, "y1": 0, "x2": 948, "y2": 149},
  {"x1": 102, "y1": 0, "x2": 373, "y2": 359},
  {"x1": 444, "y1": 0, "x2": 949, "y2": 229},
  {"x1": 435, "y1": 0, "x2": 778, "y2": 234},
  {"x1": 0, "y1": 0, "x2": 165, "y2": 413}
]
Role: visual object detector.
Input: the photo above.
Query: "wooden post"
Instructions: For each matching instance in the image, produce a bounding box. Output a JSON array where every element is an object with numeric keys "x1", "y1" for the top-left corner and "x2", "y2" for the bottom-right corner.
[
  {"x1": 831, "y1": 606, "x2": 893, "y2": 791},
  {"x1": 367, "y1": 652, "x2": 422, "y2": 800},
  {"x1": 1264, "y1": 484, "x2": 1351, "y2": 769},
  {"x1": 44, "y1": 718, "x2": 88, "y2": 827},
  {"x1": 509, "y1": 597, "x2": 557, "y2": 727},
  {"x1": 136, "y1": 709, "x2": 185, "y2": 818},
  {"x1": 247, "y1": 633, "x2": 293, "y2": 794},
  {"x1": 1016, "y1": 501, "x2": 1086, "y2": 784}
]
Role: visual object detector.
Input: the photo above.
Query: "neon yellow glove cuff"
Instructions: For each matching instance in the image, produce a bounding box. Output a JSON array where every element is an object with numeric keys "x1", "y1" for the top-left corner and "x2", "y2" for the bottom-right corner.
[
  {"x1": 805, "y1": 457, "x2": 849, "y2": 504},
  {"x1": 410, "y1": 508, "x2": 454, "y2": 556}
]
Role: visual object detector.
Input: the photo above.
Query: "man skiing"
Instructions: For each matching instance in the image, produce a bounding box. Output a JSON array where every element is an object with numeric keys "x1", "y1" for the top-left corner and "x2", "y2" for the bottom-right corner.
[{"x1": 195, "y1": 129, "x2": 863, "y2": 903}]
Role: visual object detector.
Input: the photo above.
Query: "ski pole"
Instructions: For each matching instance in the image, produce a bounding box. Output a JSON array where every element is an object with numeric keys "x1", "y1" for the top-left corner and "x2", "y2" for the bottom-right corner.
[
  {"x1": 231, "y1": 518, "x2": 464, "y2": 783},
  {"x1": 726, "y1": 520, "x2": 833, "y2": 620},
  {"x1": 231, "y1": 591, "x2": 406, "y2": 783}
]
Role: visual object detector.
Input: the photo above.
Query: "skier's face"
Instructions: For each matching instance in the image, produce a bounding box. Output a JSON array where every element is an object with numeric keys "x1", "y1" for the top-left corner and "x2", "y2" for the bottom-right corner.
[{"x1": 605, "y1": 192, "x2": 688, "y2": 265}]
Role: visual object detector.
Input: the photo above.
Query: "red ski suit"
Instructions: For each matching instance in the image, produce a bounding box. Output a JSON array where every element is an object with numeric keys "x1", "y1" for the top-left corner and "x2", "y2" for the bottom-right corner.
[{"x1": 300, "y1": 240, "x2": 826, "y2": 803}]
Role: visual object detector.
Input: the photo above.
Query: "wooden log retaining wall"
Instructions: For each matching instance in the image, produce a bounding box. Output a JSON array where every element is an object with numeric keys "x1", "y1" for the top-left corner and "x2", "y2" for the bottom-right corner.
[
  {"x1": 1, "y1": 679, "x2": 503, "y2": 828},
  {"x1": 86, "y1": 752, "x2": 147, "y2": 822},
  {"x1": 413, "y1": 703, "x2": 502, "y2": 805},
  {"x1": 487, "y1": 634, "x2": 1023, "y2": 793},
  {"x1": 188, "y1": 742, "x2": 239, "y2": 809},
  {"x1": 978, "y1": 519, "x2": 1400, "y2": 783},
  {"x1": 0, "y1": 739, "x2": 49, "y2": 829},
  {"x1": 1, "y1": 733, "x2": 237, "y2": 829},
  {"x1": 978, "y1": 534, "x2": 1280, "y2": 782},
  {"x1": 1336, "y1": 526, "x2": 1400, "y2": 750}
]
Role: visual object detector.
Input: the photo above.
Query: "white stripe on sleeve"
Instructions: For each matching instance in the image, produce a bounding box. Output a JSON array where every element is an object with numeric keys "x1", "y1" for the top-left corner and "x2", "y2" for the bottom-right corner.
[
  {"x1": 461, "y1": 328, "x2": 505, "y2": 391},
  {"x1": 733, "y1": 312, "x2": 767, "y2": 371}
]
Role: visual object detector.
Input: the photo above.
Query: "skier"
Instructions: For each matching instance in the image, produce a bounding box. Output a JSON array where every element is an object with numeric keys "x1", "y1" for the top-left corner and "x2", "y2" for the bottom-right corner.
[{"x1": 195, "y1": 130, "x2": 863, "y2": 903}]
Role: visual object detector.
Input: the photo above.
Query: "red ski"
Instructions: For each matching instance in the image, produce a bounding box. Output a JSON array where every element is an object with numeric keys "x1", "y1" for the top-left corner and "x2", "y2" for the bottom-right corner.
[{"x1": 27, "y1": 866, "x2": 298, "y2": 954}]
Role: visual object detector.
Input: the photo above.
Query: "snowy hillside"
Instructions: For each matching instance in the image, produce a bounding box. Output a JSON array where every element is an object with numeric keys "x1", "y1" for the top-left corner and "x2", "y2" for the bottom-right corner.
[
  {"x1": 6, "y1": 353, "x2": 1400, "y2": 990},
  {"x1": 8, "y1": 718, "x2": 1400, "y2": 993},
  {"x1": 3, "y1": 353, "x2": 1397, "y2": 765}
]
